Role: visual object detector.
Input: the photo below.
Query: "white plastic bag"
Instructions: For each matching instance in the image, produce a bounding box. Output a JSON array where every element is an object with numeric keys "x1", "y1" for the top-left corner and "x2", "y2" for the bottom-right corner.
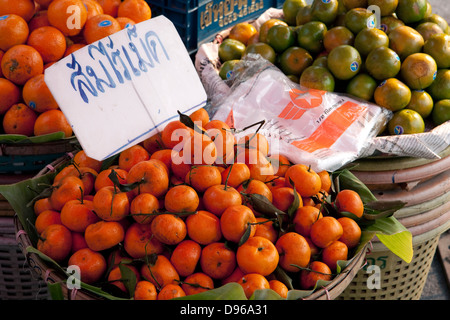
[{"x1": 211, "y1": 55, "x2": 392, "y2": 172}]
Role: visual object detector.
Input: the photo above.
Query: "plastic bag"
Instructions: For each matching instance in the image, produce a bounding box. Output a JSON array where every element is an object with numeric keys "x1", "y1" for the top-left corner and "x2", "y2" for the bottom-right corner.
[{"x1": 211, "y1": 55, "x2": 392, "y2": 172}]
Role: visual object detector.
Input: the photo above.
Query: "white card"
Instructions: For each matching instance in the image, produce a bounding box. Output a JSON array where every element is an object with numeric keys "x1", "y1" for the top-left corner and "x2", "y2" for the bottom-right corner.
[{"x1": 45, "y1": 16, "x2": 207, "y2": 161}]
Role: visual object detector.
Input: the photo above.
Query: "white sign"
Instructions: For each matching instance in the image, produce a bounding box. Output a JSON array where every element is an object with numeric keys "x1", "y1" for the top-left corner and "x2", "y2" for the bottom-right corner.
[{"x1": 45, "y1": 16, "x2": 207, "y2": 161}]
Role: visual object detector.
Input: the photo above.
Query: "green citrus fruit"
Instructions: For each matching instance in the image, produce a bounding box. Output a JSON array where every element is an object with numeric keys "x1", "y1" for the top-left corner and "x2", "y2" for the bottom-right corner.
[
  {"x1": 283, "y1": 0, "x2": 307, "y2": 26},
  {"x1": 427, "y1": 69, "x2": 450, "y2": 100},
  {"x1": 323, "y1": 26, "x2": 355, "y2": 53},
  {"x1": 421, "y1": 14, "x2": 449, "y2": 36},
  {"x1": 279, "y1": 46, "x2": 313, "y2": 76},
  {"x1": 219, "y1": 59, "x2": 240, "y2": 80},
  {"x1": 406, "y1": 90, "x2": 434, "y2": 118},
  {"x1": 346, "y1": 73, "x2": 378, "y2": 101},
  {"x1": 368, "y1": 0, "x2": 399, "y2": 17},
  {"x1": 354, "y1": 27, "x2": 389, "y2": 58},
  {"x1": 400, "y1": 53, "x2": 437, "y2": 90},
  {"x1": 431, "y1": 99, "x2": 450, "y2": 126},
  {"x1": 219, "y1": 38, "x2": 246, "y2": 62},
  {"x1": 388, "y1": 109, "x2": 425, "y2": 135},
  {"x1": 300, "y1": 65, "x2": 335, "y2": 91},
  {"x1": 395, "y1": 0, "x2": 427, "y2": 24},
  {"x1": 342, "y1": 0, "x2": 368, "y2": 10},
  {"x1": 266, "y1": 24, "x2": 296, "y2": 53},
  {"x1": 243, "y1": 42, "x2": 277, "y2": 64},
  {"x1": 423, "y1": 33, "x2": 450, "y2": 69},
  {"x1": 415, "y1": 22, "x2": 444, "y2": 42},
  {"x1": 297, "y1": 21, "x2": 327, "y2": 54},
  {"x1": 327, "y1": 44, "x2": 362, "y2": 80},
  {"x1": 365, "y1": 46, "x2": 401, "y2": 80},
  {"x1": 311, "y1": 0, "x2": 339, "y2": 26},
  {"x1": 312, "y1": 55, "x2": 328, "y2": 68},
  {"x1": 388, "y1": 25, "x2": 424, "y2": 60},
  {"x1": 374, "y1": 78, "x2": 411, "y2": 111},
  {"x1": 380, "y1": 15, "x2": 405, "y2": 35},
  {"x1": 296, "y1": 4, "x2": 313, "y2": 26},
  {"x1": 259, "y1": 19, "x2": 289, "y2": 43},
  {"x1": 287, "y1": 74, "x2": 300, "y2": 83},
  {"x1": 344, "y1": 8, "x2": 376, "y2": 35}
]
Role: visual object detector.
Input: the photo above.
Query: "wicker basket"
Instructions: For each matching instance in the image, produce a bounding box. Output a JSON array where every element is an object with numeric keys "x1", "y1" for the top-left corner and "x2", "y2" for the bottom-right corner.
[
  {"x1": 0, "y1": 217, "x2": 49, "y2": 300},
  {"x1": 11, "y1": 155, "x2": 369, "y2": 300},
  {"x1": 0, "y1": 138, "x2": 78, "y2": 217}
]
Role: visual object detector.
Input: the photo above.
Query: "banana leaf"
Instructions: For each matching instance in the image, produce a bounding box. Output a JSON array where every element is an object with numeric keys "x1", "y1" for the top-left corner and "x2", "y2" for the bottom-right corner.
[
  {"x1": 0, "y1": 132, "x2": 77, "y2": 144},
  {"x1": 0, "y1": 158, "x2": 413, "y2": 300}
]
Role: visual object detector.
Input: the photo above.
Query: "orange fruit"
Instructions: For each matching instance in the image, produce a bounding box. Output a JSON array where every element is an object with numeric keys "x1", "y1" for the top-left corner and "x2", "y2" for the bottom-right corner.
[
  {"x1": 116, "y1": 16, "x2": 135, "y2": 29},
  {"x1": 271, "y1": 187, "x2": 296, "y2": 212},
  {"x1": 189, "y1": 107, "x2": 210, "y2": 127},
  {"x1": 73, "y1": 150, "x2": 103, "y2": 172},
  {"x1": 64, "y1": 43, "x2": 86, "y2": 57},
  {"x1": 82, "y1": 0, "x2": 104, "y2": 19},
  {"x1": 157, "y1": 284, "x2": 185, "y2": 300},
  {"x1": 68, "y1": 248, "x2": 107, "y2": 284},
  {"x1": 185, "y1": 165, "x2": 222, "y2": 193},
  {"x1": 22, "y1": 74, "x2": 59, "y2": 113},
  {"x1": 229, "y1": 22, "x2": 258, "y2": 46},
  {"x1": 1, "y1": 44, "x2": 43, "y2": 85},
  {"x1": 0, "y1": 14, "x2": 29, "y2": 51},
  {"x1": 123, "y1": 222, "x2": 164, "y2": 259},
  {"x1": 134, "y1": 280, "x2": 157, "y2": 300},
  {"x1": 221, "y1": 163, "x2": 250, "y2": 189},
  {"x1": 150, "y1": 213, "x2": 187, "y2": 245},
  {"x1": 33, "y1": 109, "x2": 73, "y2": 137},
  {"x1": 170, "y1": 240, "x2": 202, "y2": 278},
  {"x1": 310, "y1": 216, "x2": 343, "y2": 248},
  {"x1": 0, "y1": 78, "x2": 21, "y2": 115},
  {"x1": 83, "y1": 14, "x2": 121, "y2": 44},
  {"x1": 97, "y1": 0, "x2": 121, "y2": 17},
  {"x1": 335, "y1": 189, "x2": 364, "y2": 218},
  {"x1": 200, "y1": 242, "x2": 236, "y2": 280},
  {"x1": 181, "y1": 272, "x2": 214, "y2": 296},
  {"x1": 129, "y1": 192, "x2": 159, "y2": 225},
  {"x1": 337, "y1": 217, "x2": 362, "y2": 249},
  {"x1": 275, "y1": 232, "x2": 310, "y2": 272},
  {"x1": 181, "y1": 132, "x2": 218, "y2": 165},
  {"x1": 269, "y1": 279, "x2": 288, "y2": 298},
  {"x1": 140, "y1": 254, "x2": 180, "y2": 290},
  {"x1": 95, "y1": 168, "x2": 127, "y2": 192},
  {"x1": 84, "y1": 220, "x2": 124, "y2": 251},
  {"x1": 0, "y1": 0, "x2": 36, "y2": 22},
  {"x1": 60, "y1": 198, "x2": 100, "y2": 233},
  {"x1": 237, "y1": 273, "x2": 270, "y2": 299},
  {"x1": 237, "y1": 236, "x2": 279, "y2": 276},
  {"x1": 299, "y1": 260, "x2": 332, "y2": 289},
  {"x1": 27, "y1": 26, "x2": 66, "y2": 63},
  {"x1": 293, "y1": 205, "x2": 323, "y2": 237},
  {"x1": 321, "y1": 240, "x2": 348, "y2": 271},
  {"x1": 220, "y1": 204, "x2": 256, "y2": 243},
  {"x1": 126, "y1": 159, "x2": 169, "y2": 198},
  {"x1": 107, "y1": 264, "x2": 140, "y2": 293},
  {"x1": 93, "y1": 186, "x2": 130, "y2": 221},
  {"x1": 49, "y1": 176, "x2": 84, "y2": 211},
  {"x1": 34, "y1": 209, "x2": 62, "y2": 235},
  {"x1": 47, "y1": 0, "x2": 87, "y2": 36},
  {"x1": 28, "y1": 10, "x2": 50, "y2": 32},
  {"x1": 185, "y1": 210, "x2": 222, "y2": 245},
  {"x1": 2, "y1": 103, "x2": 37, "y2": 136},
  {"x1": 118, "y1": 144, "x2": 150, "y2": 172},
  {"x1": 284, "y1": 164, "x2": 322, "y2": 197},
  {"x1": 202, "y1": 184, "x2": 242, "y2": 217},
  {"x1": 117, "y1": 0, "x2": 151, "y2": 23},
  {"x1": 37, "y1": 224, "x2": 72, "y2": 262},
  {"x1": 164, "y1": 185, "x2": 199, "y2": 213},
  {"x1": 254, "y1": 217, "x2": 278, "y2": 243}
]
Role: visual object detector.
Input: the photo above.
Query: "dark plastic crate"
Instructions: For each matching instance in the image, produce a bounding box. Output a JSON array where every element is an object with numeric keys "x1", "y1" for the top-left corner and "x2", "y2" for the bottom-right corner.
[{"x1": 146, "y1": 0, "x2": 284, "y2": 54}]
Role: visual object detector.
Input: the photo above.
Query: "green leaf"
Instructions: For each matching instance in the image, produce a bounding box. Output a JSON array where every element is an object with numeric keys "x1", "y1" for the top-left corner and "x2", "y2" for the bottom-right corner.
[
  {"x1": 175, "y1": 282, "x2": 248, "y2": 300},
  {"x1": 332, "y1": 169, "x2": 377, "y2": 203},
  {"x1": 251, "y1": 289, "x2": 285, "y2": 300},
  {"x1": 119, "y1": 263, "x2": 138, "y2": 298},
  {"x1": 238, "y1": 224, "x2": 252, "y2": 246},
  {"x1": 287, "y1": 179, "x2": 300, "y2": 219},
  {"x1": 47, "y1": 282, "x2": 65, "y2": 300},
  {"x1": 365, "y1": 216, "x2": 413, "y2": 263}
]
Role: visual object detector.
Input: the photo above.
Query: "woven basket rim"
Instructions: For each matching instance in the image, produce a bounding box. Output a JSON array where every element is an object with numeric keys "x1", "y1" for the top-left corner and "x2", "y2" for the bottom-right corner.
[{"x1": 13, "y1": 155, "x2": 369, "y2": 300}]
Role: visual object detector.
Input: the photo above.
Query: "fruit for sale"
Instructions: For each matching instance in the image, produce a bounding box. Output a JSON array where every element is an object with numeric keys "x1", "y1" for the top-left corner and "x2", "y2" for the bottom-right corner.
[{"x1": 388, "y1": 108, "x2": 425, "y2": 135}]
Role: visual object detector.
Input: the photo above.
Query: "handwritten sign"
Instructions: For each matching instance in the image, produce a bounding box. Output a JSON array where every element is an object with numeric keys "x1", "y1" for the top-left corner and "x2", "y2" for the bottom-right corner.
[{"x1": 45, "y1": 16, "x2": 207, "y2": 161}]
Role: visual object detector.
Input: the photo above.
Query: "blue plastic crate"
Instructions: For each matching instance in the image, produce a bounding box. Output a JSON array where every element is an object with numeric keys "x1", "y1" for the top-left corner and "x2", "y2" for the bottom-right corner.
[{"x1": 146, "y1": 0, "x2": 284, "y2": 54}]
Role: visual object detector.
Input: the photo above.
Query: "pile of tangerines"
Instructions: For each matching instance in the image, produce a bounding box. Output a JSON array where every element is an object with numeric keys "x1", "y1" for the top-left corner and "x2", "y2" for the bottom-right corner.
[
  {"x1": 0, "y1": 0, "x2": 152, "y2": 138},
  {"x1": 31, "y1": 107, "x2": 365, "y2": 300}
]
